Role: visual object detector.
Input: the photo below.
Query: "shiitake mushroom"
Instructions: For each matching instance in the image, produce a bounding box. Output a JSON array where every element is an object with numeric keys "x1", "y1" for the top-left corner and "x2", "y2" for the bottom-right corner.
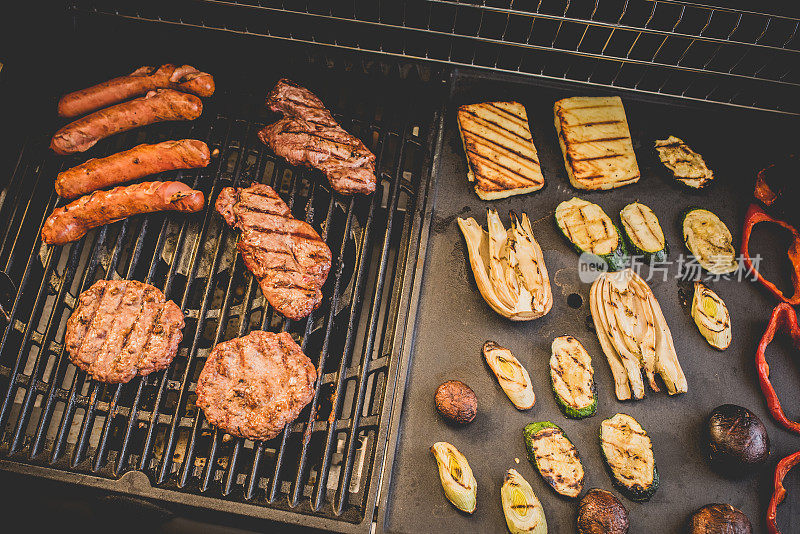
[
  {"x1": 688, "y1": 503, "x2": 752, "y2": 534},
  {"x1": 577, "y1": 488, "x2": 629, "y2": 534},
  {"x1": 435, "y1": 380, "x2": 477, "y2": 425},
  {"x1": 704, "y1": 404, "x2": 769, "y2": 476}
]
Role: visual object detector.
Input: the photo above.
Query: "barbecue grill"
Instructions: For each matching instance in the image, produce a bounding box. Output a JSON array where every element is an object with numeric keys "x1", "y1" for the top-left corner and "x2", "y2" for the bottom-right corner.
[{"x1": 1, "y1": 2, "x2": 799, "y2": 533}]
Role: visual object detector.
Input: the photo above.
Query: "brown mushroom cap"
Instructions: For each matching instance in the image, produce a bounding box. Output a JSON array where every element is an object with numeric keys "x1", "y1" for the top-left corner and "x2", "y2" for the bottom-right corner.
[
  {"x1": 577, "y1": 488, "x2": 629, "y2": 534},
  {"x1": 688, "y1": 503, "x2": 752, "y2": 534},
  {"x1": 434, "y1": 380, "x2": 477, "y2": 425}
]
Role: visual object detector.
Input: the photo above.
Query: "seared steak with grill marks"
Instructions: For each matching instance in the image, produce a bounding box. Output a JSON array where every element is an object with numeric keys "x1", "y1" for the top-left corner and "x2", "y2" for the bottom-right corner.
[
  {"x1": 215, "y1": 184, "x2": 332, "y2": 320},
  {"x1": 196, "y1": 330, "x2": 317, "y2": 441},
  {"x1": 64, "y1": 280, "x2": 184, "y2": 383},
  {"x1": 258, "y1": 79, "x2": 376, "y2": 195}
]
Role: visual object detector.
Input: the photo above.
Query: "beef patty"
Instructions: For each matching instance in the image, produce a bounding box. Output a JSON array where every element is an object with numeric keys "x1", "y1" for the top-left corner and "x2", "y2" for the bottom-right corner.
[
  {"x1": 64, "y1": 279, "x2": 184, "y2": 383},
  {"x1": 195, "y1": 331, "x2": 317, "y2": 441},
  {"x1": 215, "y1": 184, "x2": 332, "y2": 320}
]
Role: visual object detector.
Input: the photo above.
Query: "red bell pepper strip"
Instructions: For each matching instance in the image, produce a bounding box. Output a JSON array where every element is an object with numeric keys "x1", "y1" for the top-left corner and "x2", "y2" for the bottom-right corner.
[
  {"x1": 741, "y1": 203, "x2": 800, "y2": 305},
  {"x1": 767, "y1": 450, "x2": 800, "y2": 534},
  {"x1": 757, "y1": 303, "x2": 800, "y2": 435}
]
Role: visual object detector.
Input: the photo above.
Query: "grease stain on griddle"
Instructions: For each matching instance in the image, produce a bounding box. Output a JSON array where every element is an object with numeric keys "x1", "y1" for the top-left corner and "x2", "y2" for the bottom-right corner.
[{"x1": 432, "y1": 205, "x2": 471, "y2": 234}]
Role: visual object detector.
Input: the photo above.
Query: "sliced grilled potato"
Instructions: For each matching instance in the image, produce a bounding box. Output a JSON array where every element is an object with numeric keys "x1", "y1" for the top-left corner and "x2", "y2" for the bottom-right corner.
[
  {"x1": 554, "y1": 96, "x2": 640, "y2": 190},
  {"x1": 655, "y1": 135, "x2": 714, "y2": 189},
  {"x1": 457, "y1": 101, "x2": 544, "y2": 200}
]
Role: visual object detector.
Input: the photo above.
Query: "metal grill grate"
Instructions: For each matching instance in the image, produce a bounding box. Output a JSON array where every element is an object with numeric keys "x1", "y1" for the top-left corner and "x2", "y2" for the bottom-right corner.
[
  {"x1": 71, "y1": 0, "x2": 800, "y2": 114},
  {"x1": 0, "y1": 69, "x2": 437, "y2": 532}
]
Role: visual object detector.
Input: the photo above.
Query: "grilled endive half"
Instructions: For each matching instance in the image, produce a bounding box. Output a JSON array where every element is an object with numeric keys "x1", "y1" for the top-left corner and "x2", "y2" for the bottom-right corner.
[
  {"x1": 691, "y1": 282, "x2": 731, "y2": 350},
  {"x1": 501, "y1": 469, "x2": 548, "y2": 534},
  {"x1": 483, "y1": 341, "x2": 535, "y2": 410},
  {"x1": 457, "y1": 210, "x2": 553, "y2": 320},
  {"x1": 682, "y1": 208, "x2": 738, "y2": 274},
  {"x1": 431, "y1": 442, "x2": 477, "y2": 513},
  {"x1": 589, "y1": 268, "x2": 688, "y2": 401}
]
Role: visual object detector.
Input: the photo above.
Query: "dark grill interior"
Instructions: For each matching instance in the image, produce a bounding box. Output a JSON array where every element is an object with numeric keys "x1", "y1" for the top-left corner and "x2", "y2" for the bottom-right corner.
[{"x1": 0, "y1": 23, "x2": 439, "y2": 528}]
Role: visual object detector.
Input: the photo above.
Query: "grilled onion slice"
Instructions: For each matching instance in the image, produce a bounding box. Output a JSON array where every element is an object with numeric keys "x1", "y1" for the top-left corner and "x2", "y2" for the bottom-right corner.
[
  {"x1": 691, "y1": 282, "x2": 731, "y2": 350},
  {"x1": 457, "y1": 210, "x2": 552, "y2": 321},
  {"x1": 501, "y1": 469, "x2": 548, "y2": 534},
  {"x1": 483, "y1": 341, "x2": 535, "y2": 410},
  {"x1": 431, "y1": 442, "x2": 477, "y2": 513}
]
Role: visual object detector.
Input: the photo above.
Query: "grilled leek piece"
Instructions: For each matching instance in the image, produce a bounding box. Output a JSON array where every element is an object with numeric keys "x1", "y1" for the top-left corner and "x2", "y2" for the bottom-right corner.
[
  {"x1": 550, "y1": 336, "x2": 596, "y2": 419},
  {"x1": 620, "y1": 202, "x2": 667, "y2": 262},
  {"x1": 556, "y1": 197, "x2": 627, "y2": 271},
  {"x1": 682, "y1": 208, "x2": 738, "y2": 274},
  {"x1": 484, "y1": 341, "x2": 535, "y2": 410},
  {"x1": 691, "y1": 282, "x2": 731, "y2": 350},
  {"x1": 431, "y1": 442, "x2": 477, "y2": 513},
  {"x1": 457, "y1": 210, "x2": 553, "y2": 320},
  {"x1": 523, "y1": 421, "x2": 584, "y2": 498},
  {"x1": 600, "y1": 413, "x2": 659, "y2": 502},
  {"x1": 501, "y1": 469, "x2": 548, "y2": 534},
  {"x1": 655, "y1": 136, "x2": 714, "y2": 189},
  {"x1": 554, "y1": 96, "x2": 640, "y2": 190},
  {"x1": 457, "y1": 101, "x2": 545, "y2": 200},
  {"x1": 589, "y1": 269, "x2": 688, "y2": 401}
]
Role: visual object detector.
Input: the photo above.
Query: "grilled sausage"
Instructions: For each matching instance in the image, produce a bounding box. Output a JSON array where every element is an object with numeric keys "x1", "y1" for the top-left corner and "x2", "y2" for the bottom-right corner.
[
  {"x1": 54, "y1": 139, "x2": 211, "y2": 199},
  {"x1": 58, "y1": 64, "x2": 215, "y2": 118},
  {"x1": 41, "y1": 181, "x2": 205, "y2": 245},
  {"x1": 50, "y1": 89, "x2": 203, "y2": 155}
]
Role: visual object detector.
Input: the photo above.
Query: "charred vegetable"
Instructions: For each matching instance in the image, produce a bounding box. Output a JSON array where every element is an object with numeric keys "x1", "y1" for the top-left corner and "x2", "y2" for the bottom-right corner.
[
  {"x1": 682, "y1": 208, "x2": 738, "y2": 274},
  {"x1": 501, "y1": 469, "x2": 548, "y2": 534},
  {"x1": 434, "y1": 380, "x2": 477, "y2": 425},
  {"x1": 655, "y1": 136, "x2": 714, "y2": 189},
  {"x1": 577, "y1": 489, "x2": 629, "y2": 534},
  {"x1": 620, "y1": 202, "x2": 667, "y2": 262},
  {"x1": 600, "y1": 413, "x2": 658, "y2": 502},
  {"x1": 523, "y1": 421, "x2": 585, "y2": 498},
  {"x1": 550, "y1": 336, "x2": 596, "y2": 419},
  {"x1": 705, "y1": 404, "x2": 769, "y2": 476},
  {"x1": 691, "y1": 283, "x2": 731, "y2": 350},
  {"x1": 484, "y1": 341, "x2": 535, "y2": 410},
  {"x1": 555, "y1": 197, "x2": 628, "y2": 271},
  {"x1": 458, "y1": 210, "x2": 553, "y2": 321},
  {"x1": 688, "y1": 503, "x2": 752, "y2": 534},
  {"x1": 589, "y1": 268, "x2": 687, "y2": 401},
  {"x1": 430, "y1": 442, "x2": 477, "y2": 513}
]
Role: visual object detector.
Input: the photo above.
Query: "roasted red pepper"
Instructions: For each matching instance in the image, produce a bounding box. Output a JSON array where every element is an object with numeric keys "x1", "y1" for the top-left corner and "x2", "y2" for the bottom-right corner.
[
  {"x1": 741, "y1": 204, "x2": 800, "y2": 305},
  {"x1": 757, "y1": 303, "x2": 800, "y2": 435},
  {"x1": 767, "y1": 450, "x2": 800, "y2": 534}
]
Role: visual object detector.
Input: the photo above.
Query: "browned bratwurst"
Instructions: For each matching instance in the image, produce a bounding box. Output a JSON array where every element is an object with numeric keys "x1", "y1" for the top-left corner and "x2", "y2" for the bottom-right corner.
[
  {"x1": 50, "y1": 89, "x2": 203, "y2": 155},
  {"x1": 42, "y1": 181, "x2": 205, "y2": 245},
  {"x1": 55, "y1": 139, "x2": 211, "y2": 199},
  {"x1": 58, "y1": 64, "x2": 215, "y2": 118}
]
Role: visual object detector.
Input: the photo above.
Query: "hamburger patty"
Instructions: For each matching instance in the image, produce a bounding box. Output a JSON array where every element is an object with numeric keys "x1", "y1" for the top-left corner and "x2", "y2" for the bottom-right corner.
[
  {"x1": 64, "y1": 279, "x2": 184, "y2": 383},
  {"x1": 215, "y1": 184, "x2": 332, "y2": 320},
  {"x1": 195, "y1": 331, "x2": 317, "y2": 441}
]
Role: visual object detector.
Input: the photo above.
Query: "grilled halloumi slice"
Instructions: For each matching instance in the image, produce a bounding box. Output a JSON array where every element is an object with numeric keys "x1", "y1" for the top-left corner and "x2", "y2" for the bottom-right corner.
[
  {"x1": 554, "y1": 96, "x2": 640, "y2": 190},
  {"x1": 457, "y1": 101, "x2": 544, "y2": 200}
]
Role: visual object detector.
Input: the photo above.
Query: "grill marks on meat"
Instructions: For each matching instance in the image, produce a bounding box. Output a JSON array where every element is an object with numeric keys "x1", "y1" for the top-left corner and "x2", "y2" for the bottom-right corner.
[
  {"x1": 195, "y1": 331, "x2": 317, "y2": 441},
  {"x1": 64, "y1": 280, "x2": 184, "y2": 383},
  {"x1": 215, "y1": 184, "x2": 332, "y2": 320},
  {"x1": 258, "y1": 79, "x2": 376, "y2": 195}
]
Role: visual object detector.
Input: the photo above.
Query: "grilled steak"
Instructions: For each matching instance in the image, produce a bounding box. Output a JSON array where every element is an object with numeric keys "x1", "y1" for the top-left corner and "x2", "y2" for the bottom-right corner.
[
  {"x1": 457, "y1": 101, "x2": 544, "y2": 200},
  {"x1": 196, "y1": 330, "x2": 317, "y2": 441},
  {"x1": 215, "y1": 184, "x2": 332, "y2": 320},
  {"x1": 258, "y1": 79, "x2": 376, "y2": 195},
  {"x1": 64, "y1": 280, "x2": 184, "y2": 383}
]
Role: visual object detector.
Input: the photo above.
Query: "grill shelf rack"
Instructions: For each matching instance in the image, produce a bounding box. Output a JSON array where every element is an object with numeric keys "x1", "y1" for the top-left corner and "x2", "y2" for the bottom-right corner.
[
  {"x1": 72, "y1": 0, "x2": 800, "y2": 114},
  {"x1": 0, "y1": 61, "x2": 439, "y2": 532}
]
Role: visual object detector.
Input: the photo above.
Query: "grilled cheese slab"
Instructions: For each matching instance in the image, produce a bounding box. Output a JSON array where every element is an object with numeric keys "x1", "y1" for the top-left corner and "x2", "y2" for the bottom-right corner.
[
  {"x1": 554, "y1": 96, "x2": 640, "y2": 190},
  {"x1": 457, "y1": 101, "x2": 544, "y2": 200}
]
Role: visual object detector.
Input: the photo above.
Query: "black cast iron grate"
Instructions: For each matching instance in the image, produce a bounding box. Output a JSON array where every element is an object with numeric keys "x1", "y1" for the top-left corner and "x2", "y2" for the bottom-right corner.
[{"x1": 0, "y1": 67, "x2": 437, "y2": 532}]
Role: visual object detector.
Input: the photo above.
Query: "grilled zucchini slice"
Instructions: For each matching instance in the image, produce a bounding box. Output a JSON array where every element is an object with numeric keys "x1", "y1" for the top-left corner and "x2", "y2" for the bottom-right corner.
[
  {"x1": 620, "y1": 202, "x2": 667, "y2": 262},
  {"x1": 550, "y1": 336, "x2": 596, "y2": 419},
  {"x1": 523, "y1": 421, "x2": 585, "y2": 498},
  {"x1": 555, "y1": 197, "x2": 628, "y2": 271},
  {"x1": 682, "y1": 208, "x2": 738, "y2": 274},
  {"x1": 655, "y1": 136, "x2": 714, "y2": 189},
  {"x1": 600, "y1": 413, "x2": 659, "y2": 502},
  {"x1": 691, "y1": 282, "x2": 731, "y2": 350}
]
